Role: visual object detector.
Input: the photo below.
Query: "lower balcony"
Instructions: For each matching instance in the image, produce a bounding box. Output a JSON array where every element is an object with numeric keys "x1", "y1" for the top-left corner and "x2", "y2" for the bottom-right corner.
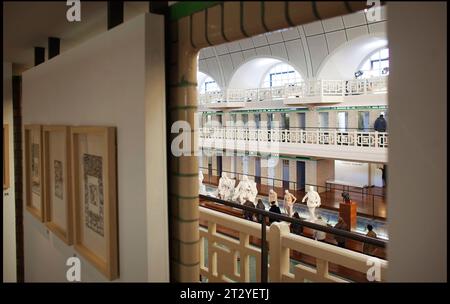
[{"x1": 199, "y1": 197, "x2": 388, "y2": 283}]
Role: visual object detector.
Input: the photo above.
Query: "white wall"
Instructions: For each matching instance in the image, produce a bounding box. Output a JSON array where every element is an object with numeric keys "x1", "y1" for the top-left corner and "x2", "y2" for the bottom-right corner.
[
  {"x1": 3, "y1": 61, "x2": 17, "y2": 282},
  {"x1": 387, "y1": 2, "x2": 446, "y2": 282},
  {"x1": 21, "y1": 14, "x2": 168, "y2": 282},
  {"x1": 335, "y1": 160, "x2": 369, "y2": 186}
]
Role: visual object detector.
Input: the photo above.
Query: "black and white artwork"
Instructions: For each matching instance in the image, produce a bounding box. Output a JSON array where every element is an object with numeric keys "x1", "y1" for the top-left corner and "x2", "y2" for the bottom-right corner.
[
  {"x1": 31, "y1": 143, "x2": 40, "y2": 195},
  {"x1": 54, "y1": 160, "x2": 63, "y2": 200},
  {"x1": 83, "y1": 154, "x2": 104, "y2": 237}
]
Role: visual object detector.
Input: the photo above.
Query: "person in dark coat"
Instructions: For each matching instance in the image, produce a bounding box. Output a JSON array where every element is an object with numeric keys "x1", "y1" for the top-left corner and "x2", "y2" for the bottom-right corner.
[
  {"x1": 290, "y1": 212, "x2": 303, "y2": 235},
  {"x1": 268, "y1": 201, "x2": 281, "y2": 224},
  {"x1": 374, "y1": 114, "x2": 387, "y2": 132},
  {"x1": 255, "y1": 199, "x2": 266, "y2": 223},
  {"x1": 243, "y1": 200, "x2": 255, "y2": 221}
]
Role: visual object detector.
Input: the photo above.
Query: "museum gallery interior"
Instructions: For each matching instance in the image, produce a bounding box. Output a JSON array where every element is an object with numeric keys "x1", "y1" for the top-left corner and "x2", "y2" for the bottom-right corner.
[{"x1": 2, "y1": 1, "x2": 446, "y2": 283}]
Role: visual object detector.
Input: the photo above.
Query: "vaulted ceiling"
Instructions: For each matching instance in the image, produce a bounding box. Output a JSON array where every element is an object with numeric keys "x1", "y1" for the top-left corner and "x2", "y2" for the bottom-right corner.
[{"x1": 198, "y1": 6, "x2": 387, "y2": 87}]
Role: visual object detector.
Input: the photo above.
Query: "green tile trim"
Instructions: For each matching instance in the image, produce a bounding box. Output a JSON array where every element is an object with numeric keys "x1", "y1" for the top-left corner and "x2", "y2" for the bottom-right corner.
[
  {"x1": 170, "y1": 1, "x2": 222, "y2": 21},
  {"x1": 171, "y1": 259, "x2": 200, "y2": 268},
  {"x1": 169, "y1": 105, "x2": 198, "y2": 111},
  {"x1": 171, "y1": 172, "x2": 199, "y2": 177},
  {"x1": 169, "y1": 193, "x2": 199, "y2": 200},
  {"x1": 169, "y1": 80, "x2": 198, "y2": 88},
  {"x1": 172, "y1": 237, "x2": 201, "y2": 245},
  {"x1": 172, "y1": 214, "x2": 199, "y2": 223}
]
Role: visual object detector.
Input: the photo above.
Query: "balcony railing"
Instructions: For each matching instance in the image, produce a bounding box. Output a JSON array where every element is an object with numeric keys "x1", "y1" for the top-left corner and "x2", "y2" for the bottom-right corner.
[
  {"x1": 198, "y1": 76, "x2": 388, "y2": 105},
  {"x1": 199, "y1": 195, "x2": 388, "y2": 282},
  {"x1": 199, "y1": 127, "x2": 389, "y2": 149}
]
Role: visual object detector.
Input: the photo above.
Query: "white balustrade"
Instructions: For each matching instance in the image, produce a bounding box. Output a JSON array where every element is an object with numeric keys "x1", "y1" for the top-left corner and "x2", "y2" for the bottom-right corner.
[
  {"x1": 198, "y1": 76, "x2": 388, "y2": 104},
  {"x1": 199, "y1": 207, "x2": 388, "y2": 283},
  {"x1": 199, "y1": 127, "x2": 388, "y2": 148}
]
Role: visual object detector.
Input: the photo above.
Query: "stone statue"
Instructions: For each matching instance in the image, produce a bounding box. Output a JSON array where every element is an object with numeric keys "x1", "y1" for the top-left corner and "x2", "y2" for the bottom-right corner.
[
  {"x1": 199, "y1": 170, "x2": 206, "y2": 194},
  {"x1": 217, "y1": 172, "x2": 235, "y2": 200},
  {"x1": 284, "y1": 190, "x2": 297, "y2": 217},
  {"x1": 232, "y1": 175, "x2": 258, "y2": 204},
  {"x1": 302, "y1": 185, "x2": 321, "y2": 221},
  {"x1": 269, "y1": 189, "x2": 278, "y2": 205}
]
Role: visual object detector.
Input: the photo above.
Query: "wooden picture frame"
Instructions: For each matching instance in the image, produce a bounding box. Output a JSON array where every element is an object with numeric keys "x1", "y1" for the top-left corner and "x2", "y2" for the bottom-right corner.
[
  {"x1": 3, "y1": 124, "x2": 10, "y2": 190},
  {"x1": 71, "y1": 126, "x2": 118, "y2": 280},
  {"x1": 43, "y1": 126, "x2": 73, "y2": 245},
  {"x1": 25, "y1": 124, "x2": 45, "y2": 221}
]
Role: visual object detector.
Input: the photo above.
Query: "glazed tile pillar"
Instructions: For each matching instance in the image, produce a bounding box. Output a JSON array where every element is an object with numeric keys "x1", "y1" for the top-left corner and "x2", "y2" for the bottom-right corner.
[
  {"x1": 348, "y1": 110, "x2": 359, "y2": 130},
  {"x1": 306, "y1": 109, "x2": 319, "y2": 128},
  {"x1": 248, "y1": 155, "x2": 255, "y2": 178},
  {"x1": 289, "y1": 160, "x2": 297, "y2": 191},
  {"x1": 260, "y1": 113, "x2": 268, "y2": 130},
  {"x1": 328, "y1": 111, "x2": 338, "y2": 129},
  {"x1": 305, "y1": 160, "x2": 318, "y2": 189},
  {"x1": 274, "y1": 159, "x2": 283, "y2": 188},
  {"x1": 289, "y1": 112, "x2": 299, "y2": 131},
  {"x1": 222, "y1": 156, "x2": 232, "y2": 174},
  {"x1": 316, "y1": 159, "x2": 335, "y2": 192},
  {"x1": 261, "y1": 157, "x2": 269, "y2": 186},
  {"x1": 168, "y1": 18, "x2": 200, "y2": 282}
]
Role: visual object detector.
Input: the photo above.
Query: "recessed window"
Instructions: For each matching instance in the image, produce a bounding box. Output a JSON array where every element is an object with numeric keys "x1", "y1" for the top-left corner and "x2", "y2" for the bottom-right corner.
[
  {"x1": 357, "y1": 48, "x2": 389, "y2": 79},
  {"x1": 262, "y1": 63, "x2": 302, "y2": 88},
  {"x1": 200, "y1": 76, "x2": 220, "y2": 93}
]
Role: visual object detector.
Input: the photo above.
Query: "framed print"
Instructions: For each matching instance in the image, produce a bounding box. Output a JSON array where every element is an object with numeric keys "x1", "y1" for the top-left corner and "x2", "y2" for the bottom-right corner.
[
  {"x1": 25, "y1": 125, "x2": 45, "y2": 221},
  {"x1": 4, "y1": 124, "x2": 10, "y2": 189},
  {"x1": 71, "y1": 126, "x2": 118, "y2": 280},
  {"x1": 43, "y1": 126, "x2": 73, "y2": 245}
]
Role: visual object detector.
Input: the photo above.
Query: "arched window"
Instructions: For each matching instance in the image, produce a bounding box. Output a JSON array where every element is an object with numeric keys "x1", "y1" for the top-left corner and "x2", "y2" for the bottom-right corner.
[
  {"x1": 356, "y1": 48, "x2": 389, "y2": 79},
  {"x1": 201, "y1": 76, "x2": 220, "y2": 93},
  {"x1": 261, "y1": 62, "x2": 302, "y2": 88}
]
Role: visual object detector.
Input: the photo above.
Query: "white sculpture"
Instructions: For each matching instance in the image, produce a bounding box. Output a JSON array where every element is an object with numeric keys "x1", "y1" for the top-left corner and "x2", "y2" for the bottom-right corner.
[
  {"x1": 284, "y1": 190, "x2": 297, "y2": 217},
  {"x1": 269, "y1": 189, "x2": 278, "y2": 205},
  {"x1": 302, "y1": 186, "x2": 321, "y2": 221},
  {"x1": 232, "y1": 175, "x2": 258, "y2": 204},
  {"x1": 217, "y1": 172, "x2": 235, "y2": 200},
  {"x1": 199, "y1": 171, "x2": 206, "y2": 194}
]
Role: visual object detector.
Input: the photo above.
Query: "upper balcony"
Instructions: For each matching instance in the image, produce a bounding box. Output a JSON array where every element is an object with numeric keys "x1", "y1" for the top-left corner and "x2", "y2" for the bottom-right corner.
[
  {"x1": 199, "y1": 127, "x2": 388, "y2": 163},
  {"x1": 198, "y1": 76, "x2": 388, "y2": 110}
]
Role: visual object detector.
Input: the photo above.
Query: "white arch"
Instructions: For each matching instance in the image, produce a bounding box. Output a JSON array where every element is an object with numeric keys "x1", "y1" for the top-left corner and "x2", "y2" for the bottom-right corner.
[
  {"x1": 316, "y1": 33, "x2": 388, "y2": 80},
  {"x1": 227, "y1": 55, "x2": 307, "y2": 89},
  {"x1": 197, "y1": 70, "x2": 222, "y2": 91}
]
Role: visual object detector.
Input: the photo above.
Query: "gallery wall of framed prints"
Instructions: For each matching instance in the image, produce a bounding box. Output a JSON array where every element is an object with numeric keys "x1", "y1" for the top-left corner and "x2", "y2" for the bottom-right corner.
[
  {"x1": 43, "y1": 126, "x2": 73, "y2": 245},
  {"x1": 71, "y1": 126, "x2": 118, "y2": 280},
  {"x1": 24, "y1": 124, "x2": 119, "y2": 280},
  {"x1": 4, "y1": 124, "x2": 10, "y2": 190},
  {"x1": 25, "y1": 124, "x2": 45, "y2": 221}
]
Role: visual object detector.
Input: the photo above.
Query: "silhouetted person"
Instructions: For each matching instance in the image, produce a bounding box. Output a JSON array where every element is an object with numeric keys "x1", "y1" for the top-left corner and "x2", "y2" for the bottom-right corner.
[
  {"x1": 363, "y1": 224, "x2": 378, "y2": 255},
  {"x1": 290, "y1": 212, "x2": 303, "y2": 235},
  {"x1": 378, "y1": 165, "x2": 387, "y2": 187},
  {"x1": 256, "y1": 199, "x2": 266, "y2": 224},
  {"x1": 374, "y1": 114, "x2": 387, "y2": 132},
  {"x1": 243, "y1": 200, "x2": 255, "y2": 221},
  {"x1": 269, "y1": 201, "x2": 281, "y2": 224},
  {"x1": 334, "y1": 217, "x2": 348, "y2": 248}
]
